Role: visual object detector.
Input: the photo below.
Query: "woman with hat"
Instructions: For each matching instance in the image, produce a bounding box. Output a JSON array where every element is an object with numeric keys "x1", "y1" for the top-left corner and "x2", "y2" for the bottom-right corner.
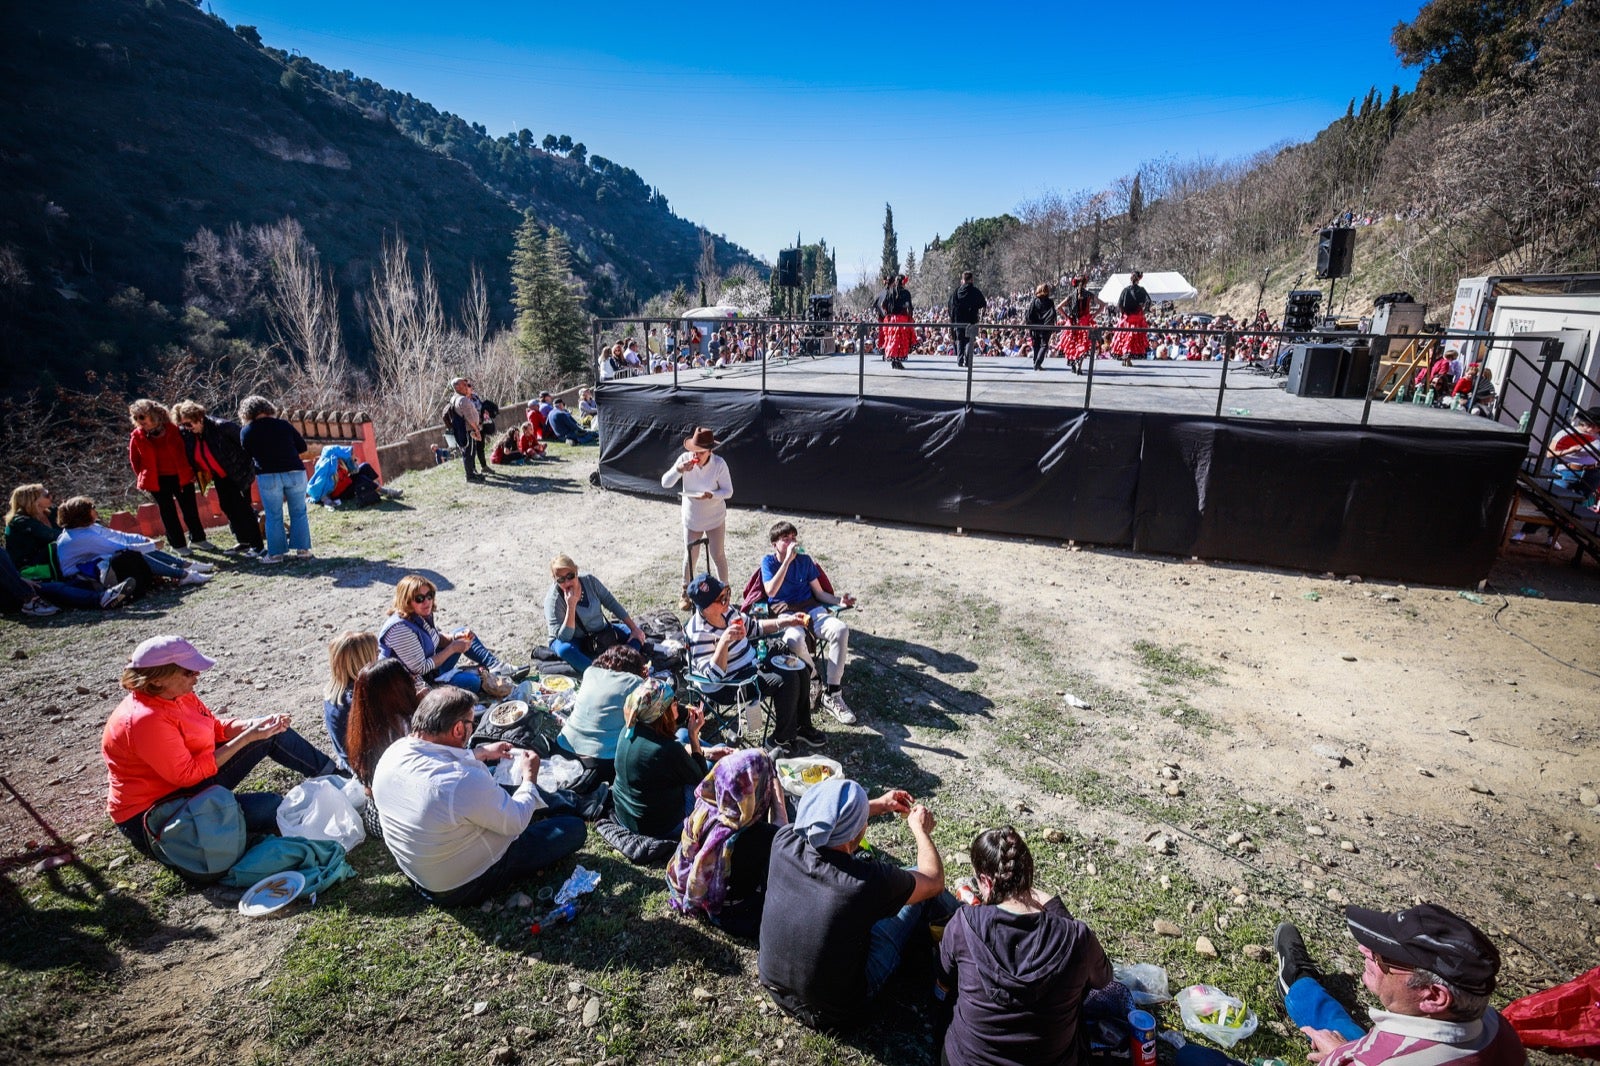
[
  {"x1": 1023, "y1": 283, "x2": 1057, "y2": 371},
  {"x1": 1055, "y1": 276, "x2": 1101, "y2": 375},
  {"x1": 102, "y1": 635, "x2": 339, "y2": 861},
  {"x1": 661, "y1": 427, "x2": 734, "y2": 605}
]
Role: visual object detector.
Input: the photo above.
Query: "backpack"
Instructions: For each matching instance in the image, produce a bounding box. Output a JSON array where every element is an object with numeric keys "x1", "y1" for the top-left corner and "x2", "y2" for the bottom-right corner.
[
  {"x1": 105, "y1": 549, "x2": 155, "y2": 600},
  {"x1": 142, "y1": 784, "x2": 248, "y2": 882},
  {"x1": 441, "y1": 399, "x2": 466, "y2": 444}
]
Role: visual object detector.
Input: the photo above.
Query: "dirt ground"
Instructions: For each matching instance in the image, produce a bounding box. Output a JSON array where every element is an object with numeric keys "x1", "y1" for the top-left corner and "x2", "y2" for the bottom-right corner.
[{"x1": 3, "y1": 447, "x2": 1597, "y2": 1063}]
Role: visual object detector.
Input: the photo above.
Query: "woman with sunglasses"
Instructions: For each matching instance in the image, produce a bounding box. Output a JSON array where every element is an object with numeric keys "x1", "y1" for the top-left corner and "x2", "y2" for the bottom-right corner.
[
  {"x1": 102, "y1": 635, "x2": 339, "y2": 865},
  {"x1": 544, "y1": 553, "x2": 648, "y2": 673},
  {"x1": 376, "y1": 575, "x2": 525, "y2": 699}
]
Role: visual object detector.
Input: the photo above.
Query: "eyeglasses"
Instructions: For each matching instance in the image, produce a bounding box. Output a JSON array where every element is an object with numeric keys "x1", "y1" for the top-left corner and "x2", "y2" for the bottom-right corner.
[
  {"x1": 412, "y1": 591, "x2": 436, "y2": 603},
  {"x1": 1359, "y1": 945, "x2": 1415, "y2": 976},
  {"x1": 555, "y1": 573, "x2": 576, "y2": 583}
]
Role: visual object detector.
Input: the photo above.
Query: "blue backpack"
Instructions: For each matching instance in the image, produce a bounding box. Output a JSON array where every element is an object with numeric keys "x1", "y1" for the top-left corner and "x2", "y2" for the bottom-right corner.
[{"x1": 142, "y1": 785, "x2": 248, "y2": 882}]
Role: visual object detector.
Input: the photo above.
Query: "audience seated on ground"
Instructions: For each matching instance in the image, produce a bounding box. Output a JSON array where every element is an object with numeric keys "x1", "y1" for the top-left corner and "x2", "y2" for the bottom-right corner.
[
  {"x1": 321, "y1": 630, "x2": 379, "y2": 773},
  {"x1": 55, "y1": 495, "x2": 214, "y2": 592},
  {"x1": 667, "y1": 748, "x2": 787, "y2": 938},
  {"x1": 758, "y1": 778, "x2": 949, "y2": 1032},
  {"x1": 343, "y1": 658, "x2": 422, "y2": 841},
  {"x1": 544, "y1": 553, "x2": 648, "y2": 673},
  {"x1": 937, "y1": 826, "x2": 1112, "y2": 1066},
  {"x1": 597, "y1": 678, "x2": 733, "y2": 865},
  {"x1": 4, "y1": 484, "x2": 133, "y2": 612},
  {"x1": 103, "y1": 635, "x2": 338, "y2": 872},
  {"x1": 491, "y1": 427, "x2": 534, "y2": 465},
  {"x1": 376, "y1": 575, "x2": 525, "y2": 699},
  {"x1": 553, "y1": 644, "x2": 649, "y2": 794},
  {"x1": 577, "y1": 387, "x2": 598, "y2": 427},
  {"x1": 371, "y1": 687, "x2": 587, "y2": 907},
  {"x1": 546, "y1": 399, "x2": 598, "y2": 444}
]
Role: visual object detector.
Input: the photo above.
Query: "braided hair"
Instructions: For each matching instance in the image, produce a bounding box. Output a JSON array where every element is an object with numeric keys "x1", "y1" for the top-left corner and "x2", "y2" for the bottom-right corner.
[{"x1": 970, "y1": 826, "x2": 1035, "y2": 905}]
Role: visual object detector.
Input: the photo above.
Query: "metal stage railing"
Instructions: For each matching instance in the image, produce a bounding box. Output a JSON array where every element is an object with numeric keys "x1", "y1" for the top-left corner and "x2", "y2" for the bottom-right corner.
[{"x1": 594, "y1": 315, "x2": 1575, "y2": 442}]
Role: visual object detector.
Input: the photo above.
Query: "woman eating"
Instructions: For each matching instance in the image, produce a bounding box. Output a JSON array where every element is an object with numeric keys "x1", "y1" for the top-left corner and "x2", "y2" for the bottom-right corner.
[
  {"x1": 376, "y1": 574, "x2": 524, "y2": 698},
  {"x1": 102, "y1": 635, "x2": 339, "y2": 863},
  {"x1": 667, "y1": 748, "x2": 788, "y2": 937},
  {"x1": 936, "y1": 826, "x2": 1113, "y2": 1066},
  {"x1": 544, "y1": 553, "x2": 648, "y2": 673},
  {"x1": 554, "y1": 644, "x2": 648, "y2": 793}
]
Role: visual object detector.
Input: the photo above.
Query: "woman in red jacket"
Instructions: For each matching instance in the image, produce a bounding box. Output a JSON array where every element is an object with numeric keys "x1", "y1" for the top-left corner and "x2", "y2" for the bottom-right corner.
[{"x1": 128, "y1": 399, "x2": 207, "y2": 556}]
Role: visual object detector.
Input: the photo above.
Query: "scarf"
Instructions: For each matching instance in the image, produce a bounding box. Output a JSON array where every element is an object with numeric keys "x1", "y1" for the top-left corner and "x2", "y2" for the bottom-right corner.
[
  {"x1": 794, "y1": 778, "x2": 868, "y2": 850},
  {"x1": 666, "y1": 749, "x2": 775, "y2": 916}
]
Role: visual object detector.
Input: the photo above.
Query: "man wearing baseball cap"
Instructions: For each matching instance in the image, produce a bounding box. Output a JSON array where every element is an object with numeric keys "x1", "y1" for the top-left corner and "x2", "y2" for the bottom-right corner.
[{"x1": 1269, "y1": 904, "x2": 1525, "y2": 1066}]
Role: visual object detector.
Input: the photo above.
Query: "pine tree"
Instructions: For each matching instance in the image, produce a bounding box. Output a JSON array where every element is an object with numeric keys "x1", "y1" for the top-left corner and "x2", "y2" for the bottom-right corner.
[
  {"x1": 1128, "y1": 173, "x2": 1144, "y2": 233},
  {"x1": 904, "y1": 248, "x2": 917, "y2": 278},
  {"x1": 510, "y1": 211, "x2": 546, "y2": 355},
  {"x1": 881, "y1": 204, "x2": 899, "y2": 282},
  {"x1": 537, "y1": 227, "x2": 589, "y2": 378}
]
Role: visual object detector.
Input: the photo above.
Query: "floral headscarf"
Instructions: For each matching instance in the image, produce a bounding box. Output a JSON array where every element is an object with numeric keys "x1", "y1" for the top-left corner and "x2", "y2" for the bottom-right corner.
[{"x1": 667, "y1": 749, "x2": 776, "y2": 916}]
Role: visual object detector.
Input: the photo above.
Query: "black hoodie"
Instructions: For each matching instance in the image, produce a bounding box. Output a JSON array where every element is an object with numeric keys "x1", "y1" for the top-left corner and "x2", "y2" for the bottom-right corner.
[{"x1": 937, "y1": 896, "x2": 1113, "y2": 1066}]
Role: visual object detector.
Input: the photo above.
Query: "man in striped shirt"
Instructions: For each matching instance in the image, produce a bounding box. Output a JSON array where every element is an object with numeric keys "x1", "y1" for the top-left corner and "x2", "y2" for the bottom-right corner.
[
  {"x1": 682, "y1": 574, "x2": 817, "y2": 756},
  {"x1": 1266, "y1": 904, "x2": 1524, "y2": 1066}
]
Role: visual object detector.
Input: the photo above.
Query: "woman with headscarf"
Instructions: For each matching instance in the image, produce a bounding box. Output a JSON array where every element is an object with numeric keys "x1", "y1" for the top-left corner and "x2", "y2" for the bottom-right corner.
[
  {"x1": 606, "y1": 678, "x2": 733, "y2": 849},
  {"x1": 666, "y1": 749, "x2": 788, "y2": 937}
]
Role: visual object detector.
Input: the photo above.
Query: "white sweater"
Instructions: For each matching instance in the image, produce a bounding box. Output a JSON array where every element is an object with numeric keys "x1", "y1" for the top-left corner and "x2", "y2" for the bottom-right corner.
[{"x1": 661, "y1": 452, "x2": 732, "y2": 531}]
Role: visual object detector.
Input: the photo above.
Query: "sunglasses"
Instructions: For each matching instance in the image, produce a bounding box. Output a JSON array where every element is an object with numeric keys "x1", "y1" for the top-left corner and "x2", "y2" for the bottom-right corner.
[
  {"x1": 555, "y1": 572, "x2": 576, "y2": 583},
  {"x1": 412, "y1": 591, "x2": 436, "y2": 603}
]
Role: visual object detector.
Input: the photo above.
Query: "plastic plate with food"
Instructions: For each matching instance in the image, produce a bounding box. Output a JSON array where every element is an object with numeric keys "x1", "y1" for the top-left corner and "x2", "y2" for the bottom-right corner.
[
  {"x1": 538, "y1": 676, "x2": 575, "y2": 694},
  {"x1": 775, "y1": 755, "x2": 844, "y2": 797},
  {"x1": 767, "y1": 653, "x2": 806, "y2": 672},
  {"x1": 238, "y1": 870, "x2": 307, "y2": 917},
  {"x1": 488, "y1": 700, "x2": 529, "y2": 727}
]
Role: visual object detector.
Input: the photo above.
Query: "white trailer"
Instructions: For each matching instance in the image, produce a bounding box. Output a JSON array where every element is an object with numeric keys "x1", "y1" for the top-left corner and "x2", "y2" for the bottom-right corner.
[{"x1": 1479, "y1": 291, "x2": 1600, "y2": 444}]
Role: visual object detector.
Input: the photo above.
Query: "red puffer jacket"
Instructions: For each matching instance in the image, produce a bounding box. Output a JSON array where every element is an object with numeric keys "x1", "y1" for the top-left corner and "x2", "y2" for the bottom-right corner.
[{"x1": 128, "y1": 426, "x2": 195, "y2": 491}]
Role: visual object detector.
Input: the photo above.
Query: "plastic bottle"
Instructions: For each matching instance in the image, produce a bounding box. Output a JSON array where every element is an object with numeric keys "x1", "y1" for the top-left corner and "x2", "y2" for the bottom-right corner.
[
  {"x1": 529, "y1": 901, "x2": 579, "y2": 935},
  {"x1": 1129, "y1": 1009, "x2": 1157, "y2": 1066}
]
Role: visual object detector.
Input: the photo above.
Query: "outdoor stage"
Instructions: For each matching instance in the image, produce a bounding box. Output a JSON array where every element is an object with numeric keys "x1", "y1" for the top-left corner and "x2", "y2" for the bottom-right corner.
[{"x1": 595, "y1": 351, "x2": 1528, "y2": 586}]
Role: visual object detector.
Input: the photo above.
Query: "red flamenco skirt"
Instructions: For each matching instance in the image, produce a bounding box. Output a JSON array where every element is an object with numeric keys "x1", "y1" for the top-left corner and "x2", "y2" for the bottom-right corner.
[
  {"x1": 1110, "y1": 311, "x2": 1149, "y2": 357},
  {"x1": 1057, "y1": 315, "x2": 1095, "y2": 358},
  {"x1": 882, "y1": 314, "x2": 915, "y2": 359}
]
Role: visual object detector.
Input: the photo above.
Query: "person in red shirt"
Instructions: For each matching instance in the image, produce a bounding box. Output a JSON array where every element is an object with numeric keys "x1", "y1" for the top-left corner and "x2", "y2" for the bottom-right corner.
[
  {"x1": 103, "y1": 635, "x2": 337, "y2": 863},
  {"x1": 127, "y1": 399, "x2": 208, "y2": 555}
]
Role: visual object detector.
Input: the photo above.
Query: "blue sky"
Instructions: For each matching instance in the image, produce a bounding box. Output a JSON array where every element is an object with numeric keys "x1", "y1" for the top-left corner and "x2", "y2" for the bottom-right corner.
[{"x1": 208, "y1": 0, "x2": 1420, "y2": 287}]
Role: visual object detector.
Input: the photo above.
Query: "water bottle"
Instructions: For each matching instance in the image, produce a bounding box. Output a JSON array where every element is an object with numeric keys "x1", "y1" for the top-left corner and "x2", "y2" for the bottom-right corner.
[
  {"x1": 529, "y1": 901, "x2": 579, "y2": 935},
  {"x1": 1129, "y1": 1009, "x2": 1157, "y2": 1066}
]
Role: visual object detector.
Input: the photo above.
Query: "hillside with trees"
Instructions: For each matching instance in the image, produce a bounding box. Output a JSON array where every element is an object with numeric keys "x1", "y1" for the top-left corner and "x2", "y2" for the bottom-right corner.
[
  {"x1": 0, "y1": 0, "x2": 758, "y2": 400},
  {"x1": 887, "y1": 0, "x2": 1600, "y2": 319}
]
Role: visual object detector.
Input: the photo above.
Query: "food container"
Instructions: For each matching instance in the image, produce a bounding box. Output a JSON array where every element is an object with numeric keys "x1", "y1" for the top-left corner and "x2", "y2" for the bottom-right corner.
[{"x1": 775, "y1": 755, "x2": 844, "y2": 797}]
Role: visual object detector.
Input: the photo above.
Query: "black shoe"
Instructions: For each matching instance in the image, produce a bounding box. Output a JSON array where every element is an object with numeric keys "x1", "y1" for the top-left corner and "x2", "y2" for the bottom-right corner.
[
  {"x1": 466, "y1": 474, "x2": 485, "y2": 483},
  {"x1": 796, "y1": 727, "x2": 826, "y2": 749},
  {"x1": 1274, "y1": 922, "x2": 1317, "y2": 997}
]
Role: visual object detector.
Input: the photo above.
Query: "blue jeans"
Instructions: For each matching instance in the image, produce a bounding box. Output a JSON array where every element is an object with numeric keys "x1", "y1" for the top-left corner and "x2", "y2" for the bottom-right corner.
[
  {"x1": 550, "y1": 626, "x2": 641, "y2": 673},
  {"x1": 257, "y1": 469, "x2": 311, "y2": 556},
  {"x1": 115, "y1": 727, "x2": 337, "y2": 857},
  {"x1": 863, "y1": 887, "x2": 958, "y2": 997},
  {"x1": 145, "y1": 550, "x2": 191, "y2": 579},
  {"x1": 37, "y1": 580, "x2": 101, "y2": 609},
  {"x1": 417, "y1": 815, "x2": 587, "y2": 907},
  {"x1": 432, "y1": 637, "x2": 505, "y2": 692}
]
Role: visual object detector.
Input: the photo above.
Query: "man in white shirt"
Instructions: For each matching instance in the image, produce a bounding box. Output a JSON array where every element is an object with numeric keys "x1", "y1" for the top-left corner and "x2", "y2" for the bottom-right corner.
[{"x1": 372, "y1": 687, "x2": 586, "y2": 906}]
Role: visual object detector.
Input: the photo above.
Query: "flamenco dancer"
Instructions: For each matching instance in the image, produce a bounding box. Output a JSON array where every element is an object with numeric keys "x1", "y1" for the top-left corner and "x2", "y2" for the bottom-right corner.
[
  {"x1": 1111, "y1": 270, "x2": 1152, "y2": 368},
  {"x1": 1055, "y1": 275, "x2": 1101, "y2": 375},
  {"x1": 879, "y1": 275, "x2": 915, "y2": 370}
]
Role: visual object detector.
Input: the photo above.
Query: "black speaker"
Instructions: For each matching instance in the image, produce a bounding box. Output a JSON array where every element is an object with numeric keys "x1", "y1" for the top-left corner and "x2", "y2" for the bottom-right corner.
[
  {"x1": 807, "y1": 294, "x2": 833, "y2": 320},
  {"x1": 776, "y1": 249, "x2": 801, "y2": 288},
  {"x1": 1316, "y1": 227, "x2": 1355, "y2": 279},
  {"x1": 1339, "y1": 342, "x2": 1373, "y2": 399},
  {"x1": 1286, "y1": 344, "x2": 1343, "y2": 397},
  {"x1": 1284, "y1": 289, "x2": 1322, "y2": 333}
]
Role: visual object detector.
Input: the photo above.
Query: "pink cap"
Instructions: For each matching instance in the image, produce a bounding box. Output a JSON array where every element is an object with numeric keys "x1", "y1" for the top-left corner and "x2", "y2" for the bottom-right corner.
[{"x1": 128, "y1": 635, "x2": 216, "y2": 672}]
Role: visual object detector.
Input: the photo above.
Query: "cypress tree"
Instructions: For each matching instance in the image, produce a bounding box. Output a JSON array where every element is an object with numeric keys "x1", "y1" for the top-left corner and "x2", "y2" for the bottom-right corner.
[{"x1": 881, "y1": 204, "x2": 899, "y2": 282}]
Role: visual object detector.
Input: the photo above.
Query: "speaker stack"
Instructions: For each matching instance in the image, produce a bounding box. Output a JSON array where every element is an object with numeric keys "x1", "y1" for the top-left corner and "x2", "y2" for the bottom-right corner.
[
  {"x1": 776, "y1": 249, "x2": 801, "y2": 288},
  {"x1": 1283, "y1": 290, "x2": 1322, "y2": 334}
]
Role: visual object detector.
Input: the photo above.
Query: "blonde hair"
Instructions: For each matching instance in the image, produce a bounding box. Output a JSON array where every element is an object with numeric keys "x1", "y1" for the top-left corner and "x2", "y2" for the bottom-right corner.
[
  {"x1": 171, "y1": 400, "x2": 207, "y2": 424},
  {"x1": 325, "y1": 631, "x2": 378, "y2": 702},
  {"x1": 5, "y1": 483, "x2": 47, "y2": 527},
  {"x1": 549, "y1": 553, "x2": 577, "y2": 576},
  {"x1": 121, "y1": 663, "x2": 188, "y2": 695},
  {"x1": 392, "y1": 574, "x2": 437, "y2": 617},
  {"x1": 128, "y1": 399, "x2": 171, "y2": 426}
]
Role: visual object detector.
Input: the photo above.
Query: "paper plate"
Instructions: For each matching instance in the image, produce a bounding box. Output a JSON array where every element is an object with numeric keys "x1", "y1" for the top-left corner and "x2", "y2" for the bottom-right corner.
[
  {"x1": 489, "y1": 700, "x2": 529, "y2": 727},
  {"x1": 767, "y1": 653, "x2": 806, "y2": 672},
  {"x1": 538, "y1": 675, "x2": 575, "y2": 693},
  {"x1": 238, "y1": 870, "x2": 306, "y2": 917}
]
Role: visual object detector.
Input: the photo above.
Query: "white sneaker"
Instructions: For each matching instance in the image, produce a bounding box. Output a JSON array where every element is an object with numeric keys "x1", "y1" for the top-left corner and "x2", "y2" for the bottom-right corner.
[
  {"x1": 22, "y1": 597, "x2": 60, "y2": 617},
  {"x1": 178, "y1": 570, "x2": 211, "y2": 586},
  {"x1": 100, "y1": 579, "x2": 135, "y2": 609},
  {"x1": 257, "y1": 553, "x2": 284, "y2": 565},
  {"x1": 294, "y1": 549, "x2": 314, "y2": 559},
  {"x1": 186, "y1": 560, "x2": 217, "y2": 574},
  {"x1": 379, "y1": 486, "x2": 404, "y2": 499},
  {"x1": 821, "y1": 690, "x2": 857, "y2": 724}
]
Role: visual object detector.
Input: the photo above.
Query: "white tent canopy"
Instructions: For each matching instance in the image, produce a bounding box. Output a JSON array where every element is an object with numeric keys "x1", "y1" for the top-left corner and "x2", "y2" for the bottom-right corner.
[
  {"x1": 1096, "y1": 271, "x2": 1198, "y2": 305},
  {"x1": 680, "y1": 305, "x2": 745, "y2": 321}
]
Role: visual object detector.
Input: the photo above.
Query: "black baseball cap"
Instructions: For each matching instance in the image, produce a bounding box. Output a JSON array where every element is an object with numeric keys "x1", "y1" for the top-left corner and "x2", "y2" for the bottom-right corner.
[
  {"x1": 1344, "y1": 903, "x2": 1500, "y2": 995},
  {"x1": 686, "y1": 574, "x2": 727, "y2": 611}
]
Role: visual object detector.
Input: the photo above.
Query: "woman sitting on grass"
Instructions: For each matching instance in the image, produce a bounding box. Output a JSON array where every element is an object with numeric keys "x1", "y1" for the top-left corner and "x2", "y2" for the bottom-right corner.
[
  {"x1": 936, "y1": 826, "x2": 1113, "y2": 1066},
  {"x1": 4, "y1": 484, "x2": 133, "y2": 610},
  {"x1": 103, "y1": 635, "x2": 339, "y2": 866},
  {"x1": 54, "y1": 495, "x2": 214, "y2": 591},
  {"x1": 344, "y1": 658, "x2": 422, "y2": 840},
  {"x1": 322, "y1": 630, "x2": 378, "y2": 773},
  {"x1": 554, "y1": 644, "x2": 648, "y2": 794},
  {"x1": 667, "y1": 748, "x2": 788, "y2": 937},
  {"x1": 376, "y1": 574, "x2": 524, "y2": 699}
]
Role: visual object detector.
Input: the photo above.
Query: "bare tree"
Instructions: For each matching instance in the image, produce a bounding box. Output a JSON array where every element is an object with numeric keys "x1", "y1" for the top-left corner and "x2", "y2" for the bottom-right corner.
[
  {"x1": 255, "y1": 218, "x2": 347, "y2": 408},
  {"x1": 460, "y1": 263, "x2": 491, "y2": 359}
]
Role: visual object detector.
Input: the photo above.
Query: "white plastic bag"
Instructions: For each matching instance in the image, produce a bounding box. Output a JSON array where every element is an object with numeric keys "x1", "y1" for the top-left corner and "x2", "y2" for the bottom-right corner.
[
  {"x1": 1175, "y1": 983, "x2": 1258, "y2": 1047},
  {"x1": 1113, "y1": 962, "x2": 1172, "y2": 1005},
  {"x1": 276, "y1": 775, "x2": 365, "y2": 852}
]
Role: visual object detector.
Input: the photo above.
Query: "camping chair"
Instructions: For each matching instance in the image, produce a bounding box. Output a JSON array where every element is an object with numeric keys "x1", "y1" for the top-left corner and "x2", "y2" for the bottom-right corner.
[
  {"x1": 739, "y1": 564, "x2": 851, "y2": 715},
  {"x1": 674, "y1": 537, "x2": 775, "y2": 748}
]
